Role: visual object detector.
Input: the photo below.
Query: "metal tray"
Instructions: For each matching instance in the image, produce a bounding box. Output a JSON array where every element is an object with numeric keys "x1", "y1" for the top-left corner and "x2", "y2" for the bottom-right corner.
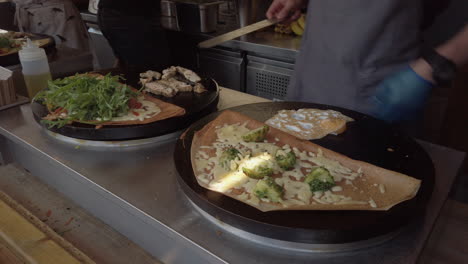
[
  {"x1": 174, "y1": 102, "x2": 435, "y2": 244},
  {"x1": 31, "y1": 74, "x2": 219, "y2": 141}
]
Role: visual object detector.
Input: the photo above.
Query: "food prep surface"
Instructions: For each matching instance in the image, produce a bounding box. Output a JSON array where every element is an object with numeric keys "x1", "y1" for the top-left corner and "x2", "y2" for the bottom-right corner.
[{"x1": 0, "y1": 88, "x2": 465, "y2": 264}]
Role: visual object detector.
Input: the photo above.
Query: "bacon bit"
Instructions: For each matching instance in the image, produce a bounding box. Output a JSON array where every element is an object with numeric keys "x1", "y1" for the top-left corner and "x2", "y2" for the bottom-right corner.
[
  {"x1": 44, "y1": 107, "x2": 68, "y2": 121},
  {"x1": 46, "y1": 209, "x2": 52, "y2": 217},
  {"x1": 65, "y1": 217, "x2": 74, "y2": 226},
  {"x1": 128, "y1": 98, "x2": 142, "y2": 109},
  {"x1": 230, "y1": 188, "x2": 244, "y2": 195},
  {"x1": 53, "y1": 107, "x2": 67, "y2": 114},
  {"x1": 132, "y1": 111, "x2": 140, "y2": 116}
]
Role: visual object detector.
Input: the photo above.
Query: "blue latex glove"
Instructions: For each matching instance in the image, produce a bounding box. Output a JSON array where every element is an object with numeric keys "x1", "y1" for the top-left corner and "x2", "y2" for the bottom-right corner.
[{"x1": 370, "y1": 65, "x2": 434, "y2": 123}]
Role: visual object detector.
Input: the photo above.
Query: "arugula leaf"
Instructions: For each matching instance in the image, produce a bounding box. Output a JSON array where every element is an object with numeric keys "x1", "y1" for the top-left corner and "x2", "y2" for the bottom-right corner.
[
  {"x1": 34, "y1": 74, "x2": 139, "y2": 128},
  {"x1": 0, "y1": 37, "x2": 12, "y2": 48}
]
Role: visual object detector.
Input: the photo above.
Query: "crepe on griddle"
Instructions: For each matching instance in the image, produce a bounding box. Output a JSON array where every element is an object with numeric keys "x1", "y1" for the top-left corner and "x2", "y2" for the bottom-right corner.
[
  {"x1": 40, "y1": 73, "x2": 185, "y2": 127},
  {"x1": 85, "y1": 93, "x2": 185, "y2": 126},
  {"x1": 191, "y1": 110, "x2": 421, "y2": 212},
  {"x1": 266, "y1": 108, "x2": 354, "y2": 140}
]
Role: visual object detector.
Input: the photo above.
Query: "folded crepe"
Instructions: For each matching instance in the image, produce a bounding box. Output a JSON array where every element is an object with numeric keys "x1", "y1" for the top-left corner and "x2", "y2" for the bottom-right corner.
[
  {"x1": 87, "y1": 93, "x2": 185, "y2": 126},
  {"x1": 191, "y1": 110, "x2": 421, "y2": 212}
]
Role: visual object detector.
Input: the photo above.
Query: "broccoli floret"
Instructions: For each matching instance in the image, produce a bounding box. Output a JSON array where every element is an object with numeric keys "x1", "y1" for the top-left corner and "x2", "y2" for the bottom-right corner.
[
  {"x1": 275, "y1": 150, "x2": 296, "y2": 170},
  {"x1": 305, "y1": 167, "x2": 335, "y2": 192},
  {"x1": 242, "y1": 166, "x2": 273, "y2": 179},
  {"x1": 219, "y1": 148, "x2": 241, "y2": 171},
  {"x1": 242, "y1": 125, "x2": 269, "y2": 142},
  {"x1": 253, "y1": 176, "x2": 284, "y2": 202}
]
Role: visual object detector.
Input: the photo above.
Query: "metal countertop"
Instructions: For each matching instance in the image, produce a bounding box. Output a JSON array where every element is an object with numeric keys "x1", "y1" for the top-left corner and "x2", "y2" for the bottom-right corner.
[
  {"x1": 202, "y1": 28, "x2": 301, "y2": 60},
  {"x1": 0, "y1": 89, "x2": 465, "y2": 263}
]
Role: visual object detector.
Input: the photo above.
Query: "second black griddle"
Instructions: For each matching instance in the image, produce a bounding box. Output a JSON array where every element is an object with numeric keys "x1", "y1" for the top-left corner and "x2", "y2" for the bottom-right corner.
[
  {"x1": 31, "y1": 71, "x2": 219, "y2": 141},
  {"x1": 174, "y1": 102, "x2": 435, "y2": 244}
]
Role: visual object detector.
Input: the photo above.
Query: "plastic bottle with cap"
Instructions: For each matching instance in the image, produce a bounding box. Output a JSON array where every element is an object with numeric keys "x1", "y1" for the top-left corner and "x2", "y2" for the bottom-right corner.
[{"x1": 18, "y1": 38, "x2": 52, "y2": 98}]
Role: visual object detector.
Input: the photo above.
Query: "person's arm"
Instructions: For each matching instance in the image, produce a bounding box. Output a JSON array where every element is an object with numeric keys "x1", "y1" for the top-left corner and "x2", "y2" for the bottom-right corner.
[
  {"x1": 266, "y1": 0, "x2": 308, "y2": 23},
  {"x1": 371, "y1": 25, "x2": 468, "y2": 123},
  {"x1": 412, "y1": 25, "x2": 468, "y2": 83}
]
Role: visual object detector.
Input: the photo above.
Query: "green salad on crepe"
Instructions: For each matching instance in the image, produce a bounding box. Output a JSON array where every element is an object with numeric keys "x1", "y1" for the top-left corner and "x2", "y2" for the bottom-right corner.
[{"x1": 34, "y1": 74, "x2": 140, "y2": 128}]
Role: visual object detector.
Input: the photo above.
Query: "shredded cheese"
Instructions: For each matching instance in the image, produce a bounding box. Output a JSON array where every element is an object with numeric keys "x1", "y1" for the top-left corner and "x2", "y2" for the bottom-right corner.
[
  {"x1": 194, "y1": 123, "x2": 376, "y2": 208},
  {"x1": 379, "y1": 184, "x2": 386, "y2": 194},
  {"x1": 331, "y1": 186, "x2": 343, "y2": 192}
]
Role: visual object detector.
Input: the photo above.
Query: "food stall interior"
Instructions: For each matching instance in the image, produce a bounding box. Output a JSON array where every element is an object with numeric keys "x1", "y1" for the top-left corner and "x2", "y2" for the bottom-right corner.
[{"x1": 0, "y1": 0, "x2": 467, "y2": 263}]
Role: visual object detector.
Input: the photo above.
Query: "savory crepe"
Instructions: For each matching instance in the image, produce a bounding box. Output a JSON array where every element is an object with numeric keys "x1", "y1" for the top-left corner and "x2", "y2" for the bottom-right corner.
[
  {"x1": 34, "y1": 73, "x2": 185, "y2": 128},
  {"x1": 191, "y1": 110, "x2": 421, "y2": 212}
]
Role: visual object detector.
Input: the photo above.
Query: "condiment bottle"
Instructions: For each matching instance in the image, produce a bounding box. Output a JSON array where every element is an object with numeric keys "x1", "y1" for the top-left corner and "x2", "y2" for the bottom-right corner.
[{"x1": 18, "y1": 38, "x2": 51, "y2": 98}]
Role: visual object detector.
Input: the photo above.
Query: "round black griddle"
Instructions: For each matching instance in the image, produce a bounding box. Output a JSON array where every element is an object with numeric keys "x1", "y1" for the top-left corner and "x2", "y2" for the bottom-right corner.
[
  {"x1": 31, "y1": 72, "x2": 219, "y2": 141},
  {"x1": 174, "y1": 102, "x2": 435, "y2": 244},
  {"x1": 0, "y1": 33, "x2": 56, "y2": 67}
]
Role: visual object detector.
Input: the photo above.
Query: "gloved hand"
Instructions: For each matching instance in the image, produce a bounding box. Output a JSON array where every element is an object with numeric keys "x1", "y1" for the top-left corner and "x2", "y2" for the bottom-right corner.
[{"x1": 370, "y1": 65, "x2": 434, "y2": 123}]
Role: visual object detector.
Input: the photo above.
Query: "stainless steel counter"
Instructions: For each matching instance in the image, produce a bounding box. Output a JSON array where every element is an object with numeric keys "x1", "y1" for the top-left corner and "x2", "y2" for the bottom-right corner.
[
  {"x1": 0, "y1": 88, "x2": 465, "y2": 264},
  {"x1": 208, "y1": 30, "x2": 301, "y2": 60}
]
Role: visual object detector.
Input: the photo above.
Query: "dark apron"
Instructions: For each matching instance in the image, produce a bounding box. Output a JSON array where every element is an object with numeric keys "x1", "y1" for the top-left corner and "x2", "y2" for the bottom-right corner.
[
  {"x1": 98, "y1": 0, "x2": 171, "y2": 74},
  {"x1": 287, "y1": 0, "x2": 424, "y2": 115}
]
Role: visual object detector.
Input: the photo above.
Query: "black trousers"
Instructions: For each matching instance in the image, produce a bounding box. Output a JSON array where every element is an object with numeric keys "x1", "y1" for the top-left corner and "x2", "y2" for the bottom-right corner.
[{"x1": 97, "y1": 0, "x2": 171, "y2": 75}]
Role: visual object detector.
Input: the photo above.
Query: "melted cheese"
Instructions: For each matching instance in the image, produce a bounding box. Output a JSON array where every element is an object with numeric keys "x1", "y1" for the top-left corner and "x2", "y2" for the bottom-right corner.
[
  {"x1": 246, "y1": 195, "x2": 260, "y2": 206},
  {"x1": 276, "y1": 177, "x2": 311, "y2": 204},
  {"x1": 379, "y1": 184, "x2": 386, "y2": 194},
  {"x1": 194, "y1": 123, "x2": 371, "y2": 208},
  {"x1": 194, "y1": 158, "x2": 209, "y2": 172},
  {"x1": 111, "y1": 97, "x2": 161, "y2": 121},
  {"x1": 283, "y1": 168, "x2": 304, "y2": 181},
  {"x1": 217, "y1": 123, "x2": 249, "y2": 142},
  {"x1": 242, "y1": 179, "x2": 258, "y2": 193},
  {"x1": 210, "y1": 170, "x2": 249, "y2": 192},
  {"x1": 331, "y1": 186, "x2": 343, "y2": 192},
  {"x1": 308, "y1": 149, "x2": 362, "y2": 182}
]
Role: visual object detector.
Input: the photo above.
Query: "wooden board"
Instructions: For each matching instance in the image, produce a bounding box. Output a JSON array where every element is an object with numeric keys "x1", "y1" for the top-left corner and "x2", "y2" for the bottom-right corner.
[
  {"x1": 0, "y1": 164, "x2": 160, "y2": 264},
  {"x1": 0, "y1": 191, "x2": 95, "y2": 264},
  {"x1": 198, "y1": 19, "x2": 277, "y2": 48}
]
